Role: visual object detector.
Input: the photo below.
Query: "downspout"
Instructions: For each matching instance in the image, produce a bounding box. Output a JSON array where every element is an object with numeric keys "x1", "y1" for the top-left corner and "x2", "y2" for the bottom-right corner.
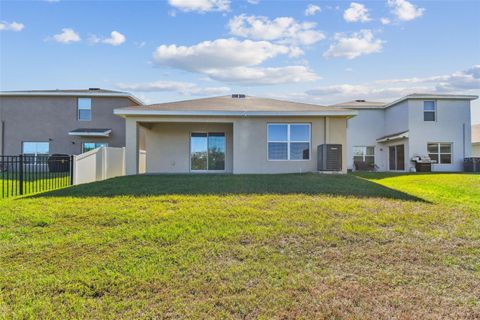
[
  {"x1": 1, "y1": 121, "x2": 4, "y2": 156},
  {"x1": 463, "y1": 123, "x2": 466, "y2": 159}
]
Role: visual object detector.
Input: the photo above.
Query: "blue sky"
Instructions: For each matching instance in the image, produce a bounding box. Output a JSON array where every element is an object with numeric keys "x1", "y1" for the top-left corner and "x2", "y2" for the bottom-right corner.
[{"x1": 1, "y1": 0, "x2": 479, "y2": 122}]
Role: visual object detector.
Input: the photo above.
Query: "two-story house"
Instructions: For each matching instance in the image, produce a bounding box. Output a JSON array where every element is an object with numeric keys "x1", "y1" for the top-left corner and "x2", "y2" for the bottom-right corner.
[
  {"x1": 0, "y1": 89, "x2": 142, "y2": 158},
  {"x1": 333, "y1": 94, "x2": 478, "y2": 172}
]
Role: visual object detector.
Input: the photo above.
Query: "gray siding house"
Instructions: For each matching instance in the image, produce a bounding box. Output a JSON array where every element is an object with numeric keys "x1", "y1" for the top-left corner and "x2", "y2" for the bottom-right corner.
[{"x1": 0, "y1": 89, "x2": 142, "y2": 157}]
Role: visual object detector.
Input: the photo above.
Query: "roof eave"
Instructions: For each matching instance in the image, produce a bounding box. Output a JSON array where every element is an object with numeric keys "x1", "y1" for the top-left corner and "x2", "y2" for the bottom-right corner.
[
  {"x1": 0, "y1": 91, "x2": 143, "y2": 105},
  {"x1": 384, "y1": 94, "x2": 479, "y2": 109},
  {"x1": 113, "y1": 109, "x2": 358, "y2": 117}
]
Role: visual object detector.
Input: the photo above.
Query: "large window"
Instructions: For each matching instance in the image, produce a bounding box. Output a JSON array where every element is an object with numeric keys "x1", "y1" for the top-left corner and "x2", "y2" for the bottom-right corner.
[
  {"x1": 428, "y1": 143, "x2": 452, "y2": 164},
  {"x1": 22, "y1": 142, "x2": 49, "y2": 164},
  {"x1": 353, "y1": 146, "x2": 375, "y2": 164},
  {"x1": 267, "y1": 123, "x2": 310, "y2": 160},
  {"x1": 78, "y1": 98, "x2": 92, "y2": 121},
  {"x1": 424, "y1": 101, "x2": 436, "y2": 121},
  {"x1": 82, "y1": 142, "x2": 108, "y2": 153},
  {"x1": 191, "y1": 132, "x2": 225, "y2": 171}
]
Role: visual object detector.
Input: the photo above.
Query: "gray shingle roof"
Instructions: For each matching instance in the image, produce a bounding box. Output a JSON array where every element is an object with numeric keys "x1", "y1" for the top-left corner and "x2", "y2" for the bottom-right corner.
[
  {"x1": 330, "y1": 100, "x2": 386, "y2": 109},
  {"x1": 118, "y1": 95, "x2": 344, "y2": 112}
]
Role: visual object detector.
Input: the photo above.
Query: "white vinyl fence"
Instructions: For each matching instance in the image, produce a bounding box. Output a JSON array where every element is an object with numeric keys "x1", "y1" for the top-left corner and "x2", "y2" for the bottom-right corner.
[{"x1": 73, "y1": 147, "x2": 126, "y2": 185}]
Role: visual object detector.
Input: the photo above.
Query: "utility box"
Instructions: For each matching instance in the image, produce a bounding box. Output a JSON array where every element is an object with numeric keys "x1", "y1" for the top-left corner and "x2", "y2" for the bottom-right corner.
[{"x1": 317, "y1": 144, "x2": 342, "y2": 171}]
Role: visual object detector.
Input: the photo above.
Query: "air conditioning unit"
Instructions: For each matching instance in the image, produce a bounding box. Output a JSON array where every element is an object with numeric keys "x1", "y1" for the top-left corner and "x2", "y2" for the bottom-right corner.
[{"x1": 317, "y1": 144, "x2": 342, "y2": 171}]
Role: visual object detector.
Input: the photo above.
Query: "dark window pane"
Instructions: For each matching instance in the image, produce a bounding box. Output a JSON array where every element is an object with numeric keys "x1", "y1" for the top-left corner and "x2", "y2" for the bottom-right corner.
[
  {"x1": 79, "y1": 109, "x2": 91, "y2": 121},
  {"x1": 424, "y1": 111, "x2": 435, "y2": 121},
  {"x1": 365, "y1": 155, "x2": 374, "y2": 164},
  {"x1": 290, "y1": 142, "x2": 309, "y2": 160},
  {"x1": 440, "y1": 143, "x2": 451, "y2": 153},
  {"x1": 353, "y1": 156, "x2": 364, "y2": 163},
  {"x1": 290, "y1": 124, "x2": 309, "y2": 141},
  {"x1": 440, "y1": 154, "x2": 451, "y2": 164},
  {"x1": 191, "y1": 134, "x2": 208, "y2": 170},
  {"x1": 429, "y1": 153, "x2": 439, "y2": 163},
  {"x1": 268, "y1": 124, "x2": 288, "y2": 141},
  {"x1": 208, "y1": 134, "x2": 225, "y2": 170},
  {"x1": 366, "y1": 147, "x2": 375, "y2": 156},
  {"x1": 268, "y1": 142, "x2": 287, "y2": 160},
  {"x1": 427, "y1": 144, "x2": 438, "y2": 153}
]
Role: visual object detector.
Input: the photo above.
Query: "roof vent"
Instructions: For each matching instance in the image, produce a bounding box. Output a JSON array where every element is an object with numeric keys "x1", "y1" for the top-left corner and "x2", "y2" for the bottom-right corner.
[
  {"x1": 355, "y1": 99, "x2": 366, "y2": 103},
  {"x1": 89, "y1": 88, "x2": 101, "y2": 91},
  {"x1": 231, "y1": 94, "x2": 246, "y2": 99}
]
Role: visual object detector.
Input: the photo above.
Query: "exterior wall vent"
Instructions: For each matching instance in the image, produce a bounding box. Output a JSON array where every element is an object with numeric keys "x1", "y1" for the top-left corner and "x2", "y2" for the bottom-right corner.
[{"x1": 231, "y1": 94, "x2": 246, "y2": 99}]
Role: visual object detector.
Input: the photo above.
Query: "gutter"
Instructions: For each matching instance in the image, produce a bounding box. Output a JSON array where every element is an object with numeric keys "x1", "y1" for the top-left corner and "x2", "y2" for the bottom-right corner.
[{"x1": 113, "y1": 109, "x2": 358, "y2": 117}]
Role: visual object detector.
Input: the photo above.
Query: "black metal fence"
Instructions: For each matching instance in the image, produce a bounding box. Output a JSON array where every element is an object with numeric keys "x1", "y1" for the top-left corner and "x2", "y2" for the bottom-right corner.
[{"x1": 0, "y1": 154, "x2": 73, "y2": 199}]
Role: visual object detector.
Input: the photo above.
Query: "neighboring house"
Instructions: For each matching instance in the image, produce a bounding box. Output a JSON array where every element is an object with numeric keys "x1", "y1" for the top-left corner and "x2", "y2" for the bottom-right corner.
[
  {"x1": 332, "y1": 94, "x2": 478, "y2": 172},
  {"x1": 0, "y1": 89, "x2": 142, "y2": 158},
  {"x1": 114, "y1": 95, "x2": 356, "y2": 175},
  {"x1": 473, "y1": 124, "x2": 480, "y2": 157}
]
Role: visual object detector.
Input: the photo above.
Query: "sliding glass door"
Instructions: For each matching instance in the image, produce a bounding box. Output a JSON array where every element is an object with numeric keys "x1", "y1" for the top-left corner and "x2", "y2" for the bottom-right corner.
[
  {"x1": 389, "y1": 144, "x2": 405, "y2": 171},
  {"x1": 191, "y1": 132, "x2": 225, "y2": 171}
]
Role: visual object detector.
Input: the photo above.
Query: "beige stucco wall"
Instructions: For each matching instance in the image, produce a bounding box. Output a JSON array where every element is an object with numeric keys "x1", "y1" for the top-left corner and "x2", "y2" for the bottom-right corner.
[
  {"x1": 0, "y1": 96, "x2": 139, "y2": 155},
  {"x1": 145, "y1": 122, "x2": 233, "y2": 173},
  {"x1": 473, "y1": 143, "x2": 480, "y2": 157},
  {"x1": 123, "y1": 115, "x2": 348, "y2": 175}
]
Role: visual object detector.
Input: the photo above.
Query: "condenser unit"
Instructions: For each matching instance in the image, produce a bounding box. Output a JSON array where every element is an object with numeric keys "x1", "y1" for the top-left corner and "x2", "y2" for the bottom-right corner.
[{"x1": 317, "y1": 144, "x2": 342, "y2": 171}]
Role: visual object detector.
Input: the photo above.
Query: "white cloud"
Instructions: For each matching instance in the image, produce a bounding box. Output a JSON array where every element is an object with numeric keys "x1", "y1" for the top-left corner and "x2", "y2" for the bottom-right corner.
[
  {"x1": 305, "y1": 65, "x2": 480, "y2": 103},
  {"x1": 380, "y1": 17, "x2": 391, "y2": 25},
  {"x1": 343, "y1": 2, "x2": 371, "y2": 22},
  {"x1": 89, "y1": 31, "x2": 126, "y2": 46},
  {"x1": 247, "y1": 0, "x2": 260, "y2": 4},
  {"x1": 228, "y1": 15, "x2": 325, "y2": 46},
  {"x1": 323, "y1": 30, "x2": 383, "y2": 59},
  {"x1": 52, "y1": 28, "x2": 81, "y2": 43},
  {"x1": 207, "y1": 66, "x2": 319, "y2": 85},
  {"x1": 152, "y1": 38, "x2": 319, "y2": 85},
  {"x1": 0, "y1": 21, "x2": 25, "y2": 32},
  {"x1": 388, "y1": 0, "x2": 424, "y2": 21},
  {"x1": 116, "y1": 80, "x2": 230, "y2": 96},
  {"x1": 305, "y1": 4, "x2": 321, "y2": 16},
  {"x1": 168, "y1": 0, "x2": 229, "y2": 12},
  {"x1": 153, "y1": 38, "x2": 290, "y2": 72},
  {"x1": 377, "y1": 65, "x2": 480, "y2": 92}
]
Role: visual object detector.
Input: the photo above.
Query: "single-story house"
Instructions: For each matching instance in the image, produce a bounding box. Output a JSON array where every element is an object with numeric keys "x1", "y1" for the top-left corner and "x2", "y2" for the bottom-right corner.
[{"x1": 114, "y1": 95, "x2": 357, "y2": 175}]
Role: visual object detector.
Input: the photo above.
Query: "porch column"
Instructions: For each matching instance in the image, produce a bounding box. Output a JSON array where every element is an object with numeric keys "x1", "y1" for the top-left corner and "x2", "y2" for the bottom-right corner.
[{"x1": 125, "y1": 118, "x2": 139, "y2": 175}]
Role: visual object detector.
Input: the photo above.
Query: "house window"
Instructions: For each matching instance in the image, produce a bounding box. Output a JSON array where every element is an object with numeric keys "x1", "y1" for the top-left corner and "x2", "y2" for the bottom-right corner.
[
  {"x1": 78, "y1": 98, "x2": 92, "y2": 121},
  {"x1": 190, "y1": 132, "x2": 225, "y2": 171},
  {"x1": 424, "y1": 101, "x2": 436, "y2": 121},
  {"x1": 353, "y1": 146, "x2": 375, "y2": 165},
  {"x1": 267, "y1": 123, "x2": 310, "y2": 160},
  {"x1": 428, "y1": 143, "x2": 452, "y2": 164},
  {"x1": 22, "y1": 141, "x2": 49, "y2": 164},
  {"x1": 82, "y1": 142, "x2": 107, "y2": 153}
]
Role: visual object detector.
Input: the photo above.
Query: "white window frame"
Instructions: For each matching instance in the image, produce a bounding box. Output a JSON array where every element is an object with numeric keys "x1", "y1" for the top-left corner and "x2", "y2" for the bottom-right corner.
[
  {"x1": 423, "y1": 100, "x2": 436, "y2": 122},
  {"x1": 267, "y1": 123, "x2": 311, "y2": 161},
  {"x1": 81, "y1": 142, "x2": 108, "y2": 153},
  {"x1": 353, "y1": 146, "x2": 375, "y2": 162},
  {"x1": 189, "y1": 132, "x2": 226, "y2": 173},
  {"x1": 428, "y1": 142, "x2": 452, "y2": 164},
  {"x1": 78, "y1": 98, "x2": 92, "y2": 121},
  {"x1": 22, "y1": 141, "x2": 50, "y2": 165}
]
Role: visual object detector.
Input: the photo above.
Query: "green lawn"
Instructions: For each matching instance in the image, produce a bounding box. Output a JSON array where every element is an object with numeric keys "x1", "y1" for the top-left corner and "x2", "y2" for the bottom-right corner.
[
  {"x1": 0, "y1": 173, "x2": 479, "y2": 318},
  {"x1": 0, "y1": 172, "x2": 70, "y2": 198}
]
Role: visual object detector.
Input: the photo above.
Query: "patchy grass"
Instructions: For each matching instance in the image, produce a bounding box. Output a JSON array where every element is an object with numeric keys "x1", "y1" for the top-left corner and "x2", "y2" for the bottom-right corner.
[{"x1": 0, "y1": 173, "x2": 479, "y2": 319}]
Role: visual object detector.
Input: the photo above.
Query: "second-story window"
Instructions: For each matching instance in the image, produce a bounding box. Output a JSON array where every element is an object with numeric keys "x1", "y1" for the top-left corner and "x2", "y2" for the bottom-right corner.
[
  {"x1": 423, "y1": 101, "x2": 436, "y2": 121},
  {"x1": 78, "y1": 98, "x2": 92, "y2": 121}
]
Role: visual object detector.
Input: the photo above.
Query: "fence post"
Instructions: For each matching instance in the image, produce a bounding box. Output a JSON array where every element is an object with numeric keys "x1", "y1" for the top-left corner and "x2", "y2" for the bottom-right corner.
[
  {"x1": 70, "y1": 155, "x2": 74, "y2": 185},
  {"x1": 19, "y1": 154, "x2": 24, "y2": 195}
]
